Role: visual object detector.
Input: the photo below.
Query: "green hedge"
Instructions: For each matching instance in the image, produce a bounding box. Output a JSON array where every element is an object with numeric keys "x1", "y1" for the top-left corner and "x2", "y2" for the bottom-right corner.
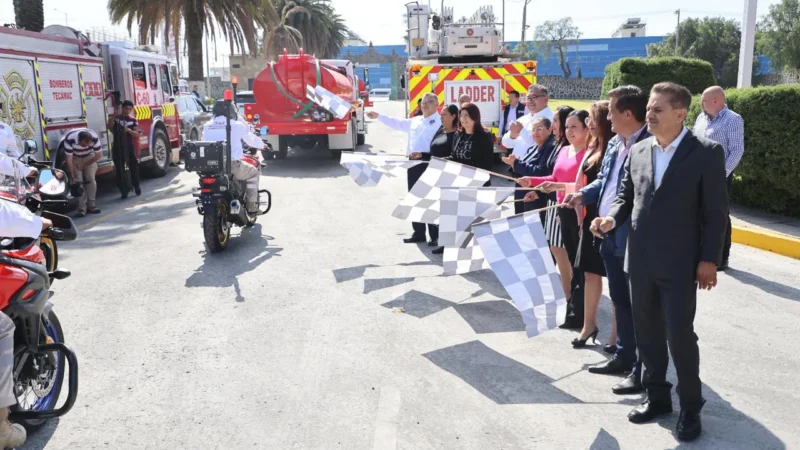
[
  {"x1": 602, "y1": 57, "x2": 716, "y2": 97},
  {"x1": 686, "y1": 84, "x2": 800, "y2": 218}
]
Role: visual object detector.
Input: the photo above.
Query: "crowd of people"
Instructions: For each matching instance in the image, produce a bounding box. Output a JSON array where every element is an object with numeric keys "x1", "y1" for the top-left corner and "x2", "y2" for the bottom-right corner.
[{"x1": 369, "y1": 80, "x2": 744, "y2": 442}]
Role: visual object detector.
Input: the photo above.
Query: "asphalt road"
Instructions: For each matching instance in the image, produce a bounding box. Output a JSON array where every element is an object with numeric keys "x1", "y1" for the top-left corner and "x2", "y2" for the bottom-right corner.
[{"x1": 23, "y1": 101, "x2": 799, "y2": 449}]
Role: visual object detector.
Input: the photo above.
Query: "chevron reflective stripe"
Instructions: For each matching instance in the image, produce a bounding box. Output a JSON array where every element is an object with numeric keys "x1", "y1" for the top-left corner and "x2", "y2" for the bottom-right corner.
[
  {"x1": 160, "y1": 103, "x2": 176, "y2": 117},
  {"x1": 407, "y1": 63, "x2": 537, "y2": 117},
  {"x1": 78, "y1": 65, "x2": 87, "y2": 119},
  {"x1": 135, "y1": 106, "x2": 152, "y2": 120},
  {"x1": 33, "y1": 60, "x2": 50, "y2": 158}
]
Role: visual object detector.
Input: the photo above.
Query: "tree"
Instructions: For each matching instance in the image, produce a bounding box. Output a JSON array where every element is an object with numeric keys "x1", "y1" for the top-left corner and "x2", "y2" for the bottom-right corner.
[
  {"x1": 108, "y1": 0, "x2": 277, "y2": 81},
  {"x1": 647, "y1": 17, "x2": 747, "y2": 88},
  {"x1": 12, "y1": 0, "x2": 44, "y2": 32},
  {"x1": 534, "y1": 17, "x2": 581, "y2": 78},
  {"x1": 265, "y1": 0, "x2": 348, "y2": 59},
  {"x1": 262, "y1": 2, "x2": 308, "y2": 59},
  {"x1": 512, "y1": 42, "x2": 537, "y2": 60},
  {"x1": 758, "y1": 0, "x2": 800, "y2": 70}
]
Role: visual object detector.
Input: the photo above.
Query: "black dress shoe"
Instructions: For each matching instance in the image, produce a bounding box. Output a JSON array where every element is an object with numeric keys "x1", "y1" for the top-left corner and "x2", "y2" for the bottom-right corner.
[
  {"x1": 588, "y1": 357, "x2": 632, "y2": 375},
  {"x1": 428, "y1": 239, "x2": 438, "y2": 247},
  {"x1": 432, "y1": 246, "x2": 444, "y2": 255},
  {"x1": 613, "y1": 372, "x2": 644, "y2": 395},
  {"x1": 403, "y1": 236, "x2": 426, "y2": 244},
  {"x1": 628, "y1": 400, "x2": 672, "y2": 424},
  {"x1": 603, "y1": 344, "x2": 617, "y2": 354},
  {"x1": 559, "y1": 316, "x2": 583, "y2": 330},
  {"x1": 676, "y1": 410, "x2": 702, "y2": 441}
]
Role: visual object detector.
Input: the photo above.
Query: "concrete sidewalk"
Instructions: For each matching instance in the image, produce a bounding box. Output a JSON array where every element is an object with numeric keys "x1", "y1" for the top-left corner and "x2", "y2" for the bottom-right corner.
[{"x1": 731, "y1": 205, "x2": 800, "y2": 259}]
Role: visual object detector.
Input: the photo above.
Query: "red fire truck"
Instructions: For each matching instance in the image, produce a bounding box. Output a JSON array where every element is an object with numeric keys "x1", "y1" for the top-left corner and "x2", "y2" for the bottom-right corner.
[{"x1": 0, "y1": 24, "x2": 182, "y2": 177}]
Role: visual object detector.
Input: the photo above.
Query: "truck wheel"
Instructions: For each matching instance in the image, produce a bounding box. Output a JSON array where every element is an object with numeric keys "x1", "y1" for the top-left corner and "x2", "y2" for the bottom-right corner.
[
  {"x1": 276, "y1": 137, "x2": 288, "y2": 160},
  {"x1": 144, "y1": 129, "x2": 169, "y2": 178}
]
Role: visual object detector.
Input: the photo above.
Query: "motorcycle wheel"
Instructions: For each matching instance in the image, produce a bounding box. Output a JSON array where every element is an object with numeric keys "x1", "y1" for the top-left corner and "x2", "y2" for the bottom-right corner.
[
  {"x1": 41, "y1": 237, "x2": 58, "y2": 272},
  {"x1": 203, "y1": 201, "x2": 230, "y2": 252},
  {"x1": 11, "y1": 310, "x2": 66, "y2": 431}
]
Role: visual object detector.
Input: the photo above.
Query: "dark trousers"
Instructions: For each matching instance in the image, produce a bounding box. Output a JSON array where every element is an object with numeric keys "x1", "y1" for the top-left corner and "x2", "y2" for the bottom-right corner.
[
  {"x1": 407, "y1": 163, "x2": 438, "y2": 240},
  {"x1": 558, "y1": 207, "x2": 584, "y2": 322},
  {"x1": 600, "y1": 239, "x2": 639, "y2": 375},
  {"x1": 722, "y1": 174, "x2": 733, "y2": 262},
  {"x1": 629, "y1": 266, "x2": 703, "y2": 412},
  {"x1": 113, "y1": 145, "x2": 140, "y2": 195}
]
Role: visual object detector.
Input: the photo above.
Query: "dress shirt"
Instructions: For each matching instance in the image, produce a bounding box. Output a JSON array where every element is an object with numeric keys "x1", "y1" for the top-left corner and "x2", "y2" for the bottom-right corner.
[
  {"x1": 501, "y1": 108, "x2": 555, "y2": 158},
  {"x1": 498, "y1": 103, "x2": 521, "y2": 136},
  {"x1": 598, "y1": 124, "x2": 647, "y2": 218},
  {"x1": 0, "y1": 199, "x2": 42, "y2": 239},
  {"x1": 653, "y1": 126, "x2": 689, "y2": 189},
  {"x1": 0, "y1": 122, "x2": 21, "y2": 158},
  {"x1": 693, "y1": 106, "x2": 744, "y2": 177},
  {"x1": 378, "y1": 113, "x2": 442, "y2": 156}
]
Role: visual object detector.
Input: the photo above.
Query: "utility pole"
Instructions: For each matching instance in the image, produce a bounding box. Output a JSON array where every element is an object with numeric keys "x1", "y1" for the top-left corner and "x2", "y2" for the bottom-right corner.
[
  {"x1": 521, "y1": 0, "x2": 532, "y2": 52},
  {"x1": 674, "y1": 9, "x2": 681, "y2": 56},
  {"x1": 738, "y1": 0, "x2": 758, "y2": 87}
]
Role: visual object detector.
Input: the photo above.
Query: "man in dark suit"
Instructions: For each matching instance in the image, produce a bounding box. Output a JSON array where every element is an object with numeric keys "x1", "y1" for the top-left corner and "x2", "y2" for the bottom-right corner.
[
  {"x1": 499, "y1": 91, "x2": 526, "y2": 139},
  {"x1": 566, "y1": 85, "x2": 650, "y2": 395},
  {"x1": 591, "y1": 82, "x2": 728, "y2": 442}
]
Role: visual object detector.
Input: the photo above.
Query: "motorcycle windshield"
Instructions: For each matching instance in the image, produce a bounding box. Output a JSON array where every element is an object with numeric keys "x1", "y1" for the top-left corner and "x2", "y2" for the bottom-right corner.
[{"x1": 0, "y1": 163, "x2": 28, "y2": 204}]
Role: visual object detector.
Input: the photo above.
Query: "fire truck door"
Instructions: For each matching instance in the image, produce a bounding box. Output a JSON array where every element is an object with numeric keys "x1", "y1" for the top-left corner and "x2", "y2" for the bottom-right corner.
[
  {"x1": 0, "y1": 57, "x2": 45, "y2": 159},
  {"x1": 148, "y1": 63, "x2": 162, "y2": 106},
  {"x1": 80, "y1": 64, "x2": 110, "y2": 162}
]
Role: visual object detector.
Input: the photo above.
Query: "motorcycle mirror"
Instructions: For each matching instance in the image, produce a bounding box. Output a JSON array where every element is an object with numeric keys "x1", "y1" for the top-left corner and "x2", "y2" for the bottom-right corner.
[
  {"x1": 260, "y1": 126, "x2": 269, "y2": 135},
  {"x1": 37, "y1": 169, "x2": 68, "y2": 196},
  {"x1": 24, "y1": 139, "x2": 37, "y2": 154}
]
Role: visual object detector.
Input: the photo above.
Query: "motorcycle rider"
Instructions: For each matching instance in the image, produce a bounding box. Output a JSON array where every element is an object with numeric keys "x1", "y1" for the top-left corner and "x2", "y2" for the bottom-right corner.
[
  {"x1": 202, "y1": 101, "x2": 265, "y2": 213},
  {"x1": 0, "y1": 152, "x2": 54, "y2": 449}
]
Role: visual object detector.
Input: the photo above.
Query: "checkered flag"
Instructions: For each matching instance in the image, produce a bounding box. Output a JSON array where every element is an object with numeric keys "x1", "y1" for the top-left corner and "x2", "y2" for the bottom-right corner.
[
  {"x1": 340, "y1": 152, "x2": 423, "y2": 175},
  {"x1": 392, "y1": 157, "x2": 492, "y2": 225},
  {"x1": 345, "y1": 161, "x2": 385, "y2": 187},
  {"x1": 472, "y1": 211, "x2": 567, "y2": 337},
  {"x1": 306, "y1": 85, "x2": 353, "y2": 119},
  {"x1": 439, "y1": 187, "x2": 516, "y2": 247},
  {"x1": 442, "y1": 201, "x2": 504, "y2": 275}
]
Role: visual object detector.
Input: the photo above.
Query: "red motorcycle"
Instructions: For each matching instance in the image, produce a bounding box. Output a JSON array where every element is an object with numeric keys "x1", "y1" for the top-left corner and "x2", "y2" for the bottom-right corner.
[{"x1": 0, "y1": 169, "x2": 79, "y2": 430}]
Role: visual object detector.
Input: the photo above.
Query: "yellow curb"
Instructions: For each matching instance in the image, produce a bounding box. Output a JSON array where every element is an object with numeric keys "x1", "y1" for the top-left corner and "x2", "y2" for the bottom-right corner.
[{"x1": 732, "y1": 226, "x2": 800, "y2": 260}]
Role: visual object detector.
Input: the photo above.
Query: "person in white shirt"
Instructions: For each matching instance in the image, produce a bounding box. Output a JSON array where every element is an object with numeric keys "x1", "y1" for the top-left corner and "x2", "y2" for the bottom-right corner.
[
  {"x1": 202, "y1": 101, "x2": 265, "y2": 213},
  {"x1": 501, "y1": 84, "x2": 555, "y2": 158},
  {"x1": 367, "y1": 93, "x2": 442, "y2": 244},
  {"x1": 0, "y1": 121, "x2": 21, "y2": 158}
]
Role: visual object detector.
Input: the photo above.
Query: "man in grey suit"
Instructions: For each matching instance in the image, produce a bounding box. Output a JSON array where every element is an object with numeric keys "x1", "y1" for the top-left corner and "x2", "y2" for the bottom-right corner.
[{"x1": 591, "y1": 82, "x2": 728, "y2": 442}]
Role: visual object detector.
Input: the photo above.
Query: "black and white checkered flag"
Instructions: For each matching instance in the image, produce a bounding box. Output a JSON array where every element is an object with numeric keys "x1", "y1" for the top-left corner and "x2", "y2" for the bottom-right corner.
[
  {"x1": 472, "y1": 211, "x2": 567, "y2": 337},
  {"x1": 392, "y1": 157, "x2": 492, "y2": 225},
  {"x1": 438, "y1": 187, "x2": 516, "y2": 247},
  {"x1": 306, "y1": 85, "x2": 353, "y2": 120}
]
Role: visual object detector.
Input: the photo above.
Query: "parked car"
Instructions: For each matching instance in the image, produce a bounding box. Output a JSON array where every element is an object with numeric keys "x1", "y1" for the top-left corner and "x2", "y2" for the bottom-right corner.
[{"x1": 175, "y1": 94, "x2": 212, "y2": 142}]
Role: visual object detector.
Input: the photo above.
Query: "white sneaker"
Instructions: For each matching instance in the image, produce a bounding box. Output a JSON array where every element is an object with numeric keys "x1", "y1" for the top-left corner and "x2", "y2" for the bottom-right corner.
[{"x1": 0, "y1": 409, "x2": 26, "y2": 449}]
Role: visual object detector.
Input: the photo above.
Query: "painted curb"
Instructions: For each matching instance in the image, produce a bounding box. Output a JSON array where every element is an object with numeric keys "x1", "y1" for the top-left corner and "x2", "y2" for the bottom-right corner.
[{"x1": 732, "y1": 226, "x2": 800, "y2": 260}]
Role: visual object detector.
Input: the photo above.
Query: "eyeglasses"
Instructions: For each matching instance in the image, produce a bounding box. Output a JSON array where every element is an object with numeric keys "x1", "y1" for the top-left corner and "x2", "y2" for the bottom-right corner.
[{"x1": 528, "y1": 94, "x2": 546, "y2": 100}]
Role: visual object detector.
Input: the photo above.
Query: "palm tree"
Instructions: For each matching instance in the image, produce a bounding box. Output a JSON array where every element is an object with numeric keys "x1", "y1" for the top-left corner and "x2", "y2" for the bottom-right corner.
[
  {"x1": 263, "y1": 0, "x2": 348, "y2": 60},
  {"x1": 108, "y1": 0, "x2": 278, "y2": 81},
  {"x1": 13, "y1": 0, "x2": 44, "y2": 32}
]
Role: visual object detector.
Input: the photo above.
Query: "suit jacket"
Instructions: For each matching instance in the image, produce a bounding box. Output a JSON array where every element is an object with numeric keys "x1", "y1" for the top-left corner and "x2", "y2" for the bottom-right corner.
[
  {"x1": 581, "y1": 129, "x2": 651, "y2": 256},
  {"x1": 608, "y1": 130, "x2": 728, "y2": 276}
]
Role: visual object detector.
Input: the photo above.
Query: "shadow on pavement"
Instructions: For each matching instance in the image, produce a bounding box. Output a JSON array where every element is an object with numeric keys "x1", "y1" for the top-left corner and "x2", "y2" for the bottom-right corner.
[
  {"x1": 422, "y1": 340, "x2": 582, "y2": 405},
  {"x1": 185, "y1": 224, "x2": 283, "y2": 302},
  {"x1": 262, "y1": 146, "x2": 349, "y2": 180},
  {"x1": 589, "y1": 428, "x2": 620, "y2": 450},
  {"x1": 453, "y1": 300, "x2": 526, "y2": 334},
  {"x1": 655, "y1": 383, "x2": 786, "y2": 449},
  {"x1": 363, "y1": 277, "x2": 415, "y2": 294},
  {"x1": 724, "y1": 268, "x2": 800, "y2": 303},
  {"x1": 381, "y1": 290, "x2": 456, "y2": 318}
]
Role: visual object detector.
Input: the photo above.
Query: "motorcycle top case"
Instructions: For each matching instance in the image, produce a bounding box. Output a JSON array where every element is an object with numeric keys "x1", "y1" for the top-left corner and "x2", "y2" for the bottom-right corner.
[{"x1": 183, "y1": 141, "x2": 229, "y2": 174}]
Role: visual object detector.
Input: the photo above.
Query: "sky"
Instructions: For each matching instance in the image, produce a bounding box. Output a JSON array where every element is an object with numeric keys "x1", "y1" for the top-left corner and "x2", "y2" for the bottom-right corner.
[{"x1": 0, "y1": 0, "x2": 783, "y2": 72}]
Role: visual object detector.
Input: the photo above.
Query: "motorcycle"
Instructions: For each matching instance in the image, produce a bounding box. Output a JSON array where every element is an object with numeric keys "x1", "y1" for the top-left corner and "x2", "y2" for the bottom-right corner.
[
  {"x1": 18, "y1": 138, "x2": 82, "y2": 210},
  {"x1": 0, "y1": 169, "x2": 79, "y2": 431},
  {"x1": 183, "y1": 110, "x2": 272, "y2": 252}
]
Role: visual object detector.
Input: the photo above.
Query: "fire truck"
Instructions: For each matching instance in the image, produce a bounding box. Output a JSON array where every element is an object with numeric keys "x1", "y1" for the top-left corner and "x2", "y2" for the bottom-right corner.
[
  {"x1": 242, "y1": 50, "x2": 369, "y2": 159},
  {"x1": 0, "y1": 24, "x2": 181, "y2": 177},
  {"x1": 402, "y1": 2, "x2": 537, "y2": 152}
]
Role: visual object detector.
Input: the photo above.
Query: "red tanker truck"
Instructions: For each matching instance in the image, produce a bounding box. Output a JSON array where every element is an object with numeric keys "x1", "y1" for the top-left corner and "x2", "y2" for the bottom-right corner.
[{"x1": 242, "y1": 49, "x2": 368, "y2": 159}]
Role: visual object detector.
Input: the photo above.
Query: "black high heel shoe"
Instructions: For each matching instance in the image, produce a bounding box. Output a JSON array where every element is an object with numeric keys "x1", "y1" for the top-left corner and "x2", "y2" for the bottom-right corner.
[{"x1": 572, "y1": 328, "x2": 599, "y2": 348}]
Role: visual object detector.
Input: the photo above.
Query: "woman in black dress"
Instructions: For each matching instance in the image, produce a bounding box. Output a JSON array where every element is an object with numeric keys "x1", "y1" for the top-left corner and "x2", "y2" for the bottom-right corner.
[
  {"x1": 429, "y1": 104, "x2": 459, "y2": 255},
  {"x1": 451, "y1": 103, "x2": 495, "y2": 180},
  {"x1": 572, "y1": 100, "x2": 615, "y2": 347}
]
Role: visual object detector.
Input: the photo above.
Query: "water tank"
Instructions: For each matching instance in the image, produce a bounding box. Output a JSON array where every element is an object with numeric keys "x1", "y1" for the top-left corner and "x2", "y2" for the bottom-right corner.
[{"x1": 251, "y1": 51, "x2": 354, "y2": 123}]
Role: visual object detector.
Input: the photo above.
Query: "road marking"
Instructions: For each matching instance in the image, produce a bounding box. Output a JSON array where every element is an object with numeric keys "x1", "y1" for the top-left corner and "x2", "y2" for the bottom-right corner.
[
  {"x1": 372, "y1": 385, "x2": 401, "y2": 450},
  {"x1": 78, "y1": 190, "x2": 172, "y2": 232}
]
